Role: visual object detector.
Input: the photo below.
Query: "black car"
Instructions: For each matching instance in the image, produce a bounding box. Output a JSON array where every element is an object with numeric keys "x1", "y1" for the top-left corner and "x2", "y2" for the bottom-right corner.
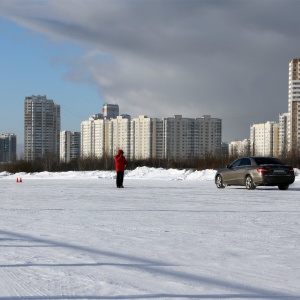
[{"x1": 215, "y1": 156, "x2": 295, "y2": 190}]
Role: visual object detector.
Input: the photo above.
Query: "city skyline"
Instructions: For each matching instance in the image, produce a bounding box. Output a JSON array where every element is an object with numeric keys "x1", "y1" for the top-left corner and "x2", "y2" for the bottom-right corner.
[
  {"x1": 80, "y1": 113, "x2": 222, "y2": 161},
  {"x1": 2, "y1": 1, "x2": 300, "y2": 150}
]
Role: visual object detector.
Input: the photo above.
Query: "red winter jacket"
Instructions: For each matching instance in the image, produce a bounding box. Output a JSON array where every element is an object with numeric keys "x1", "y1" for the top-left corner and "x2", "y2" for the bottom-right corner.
[{"x1": 114, "y1": 150, "x2": 127, "y2": 172}]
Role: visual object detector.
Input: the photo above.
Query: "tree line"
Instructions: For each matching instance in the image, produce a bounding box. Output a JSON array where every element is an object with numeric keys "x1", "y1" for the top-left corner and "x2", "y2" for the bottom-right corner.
[{"x1": 1, "y1": 151, "x2": 300, "y2": 174}]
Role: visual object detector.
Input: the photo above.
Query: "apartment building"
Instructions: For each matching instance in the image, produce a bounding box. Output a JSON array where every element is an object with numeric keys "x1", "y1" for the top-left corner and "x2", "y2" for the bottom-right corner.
[
  {"x1": 131, "y1": 115, "x2": 153, "y2": 160},
  {"x1": 24, "y1": 95, "x2": 60, "y2": 161},
  {"x1": 60, "y1": 131, "x2": 80, "y2": 163},
  {"x1": 0, "y1": 133, "x2": 17, "y2": 162},
  {"x1": 164, "y1": 115, "x2": 194, "y2": 159},
  {"x1": 195, "y1": 115, "x2": 222, "y2": 158},
  {"x1": 288, "y1": 58, "x2": 300, "y2": 151},
  {"x1": 109, "y1": 115, "x2": 131, "y2": 157},
  {"x1": 80, "y1": 112, "x2": 222, "y2": 160},
  {"x1": 81, "y1": 114, "x2": 107, "y2": 158},
  {"x1": 278, "y1": 112, "x2": 289, "y2": 155},
  {"x1": 250, "y1": 121, "x2": 278, "y2": 156},
  {"x1": 94, "y1": 118, "x2": 107, "y2": 158},
  {"x1": 152, "y1": 118, "x2": 165, "y2": 159},
  {"x1": 81, "y1": 119, "x2": 94, "y2": 157}
]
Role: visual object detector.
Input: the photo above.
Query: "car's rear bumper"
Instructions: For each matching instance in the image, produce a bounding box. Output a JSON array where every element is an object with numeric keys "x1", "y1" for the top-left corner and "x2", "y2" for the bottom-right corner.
[{"x1": 255, "y1": 175, "x2": 295, "y2": 186}]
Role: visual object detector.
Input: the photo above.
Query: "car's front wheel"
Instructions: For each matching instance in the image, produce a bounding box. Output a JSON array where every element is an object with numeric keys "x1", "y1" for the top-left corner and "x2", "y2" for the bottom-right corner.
[
  {"x1": 278, "y1": 184, "x2": 289, "y2": 190},
  {"x1": 215, "y1": 175, "x2": 225, "y2": 189},
  {"x1": 245, "y1": 175, "x2": 256, "y2": 190}
]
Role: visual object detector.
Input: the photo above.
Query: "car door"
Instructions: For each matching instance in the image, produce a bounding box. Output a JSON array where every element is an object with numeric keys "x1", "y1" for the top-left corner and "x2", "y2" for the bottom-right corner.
[
  {"x1": 223, "y1": 159, "x2": 242, "y2": 185},
  {"x1": 234, "y1": 158, "x2": 252, "y2": 185}
]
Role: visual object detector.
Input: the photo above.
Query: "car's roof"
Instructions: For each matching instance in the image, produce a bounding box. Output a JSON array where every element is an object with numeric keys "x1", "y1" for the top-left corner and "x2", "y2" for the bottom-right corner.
[{"x1": 239, "y1": 156, "x2": 277, "y2": 159}]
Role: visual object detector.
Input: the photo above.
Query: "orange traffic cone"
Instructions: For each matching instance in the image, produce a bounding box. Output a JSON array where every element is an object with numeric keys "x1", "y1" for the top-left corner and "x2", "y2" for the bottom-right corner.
[
  {"x1": 16, "y1": 178, "x2": 19, "y2": 183},
  {"x1": 20, "y1": 178, "x2": 22, "y2": 183}
]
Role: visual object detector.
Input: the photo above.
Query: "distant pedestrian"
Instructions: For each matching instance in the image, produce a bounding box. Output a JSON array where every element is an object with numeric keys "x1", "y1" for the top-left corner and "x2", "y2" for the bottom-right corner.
[{"x1": 114, "y1": 149, "x2": 127, "y2": 188}]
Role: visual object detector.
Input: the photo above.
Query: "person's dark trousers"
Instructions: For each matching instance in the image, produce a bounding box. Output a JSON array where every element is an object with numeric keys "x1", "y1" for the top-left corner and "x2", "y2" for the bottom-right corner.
[{"x1": 116, "y1": 171, "x2": 124, "y2": 187}]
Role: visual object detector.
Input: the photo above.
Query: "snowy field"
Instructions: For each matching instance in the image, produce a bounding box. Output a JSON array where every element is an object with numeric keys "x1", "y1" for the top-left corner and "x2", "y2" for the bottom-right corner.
[{"x1": 0, "y1": 167, "x2": 299, "y2": 299}]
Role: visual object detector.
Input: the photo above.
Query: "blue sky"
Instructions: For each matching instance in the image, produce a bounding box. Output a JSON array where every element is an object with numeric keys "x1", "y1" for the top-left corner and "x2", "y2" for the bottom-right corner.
[
  {"x1": 0, "y1": 18, "x2": 102, "y2": 150},
  {"x1": 1, "y1": 0, "x2": 300, "y2": 156}
]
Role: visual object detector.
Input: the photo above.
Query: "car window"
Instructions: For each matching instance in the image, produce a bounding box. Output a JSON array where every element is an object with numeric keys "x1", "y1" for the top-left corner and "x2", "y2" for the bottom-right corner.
[
  {"x1": 240, "y1": 158, "x2": 251, "y2": 166},
  {"x1": 253, "y1": 157, "x2": 283, "y2": 165},
  {"x1": 231, "y1": 159, "x2": 242, "y2": 167}
]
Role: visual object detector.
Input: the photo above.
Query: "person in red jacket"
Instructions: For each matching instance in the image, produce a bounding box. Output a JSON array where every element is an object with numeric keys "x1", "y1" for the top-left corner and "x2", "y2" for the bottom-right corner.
[{"x1": 114, "y1": 149, "x2": 127, "y2": 188}]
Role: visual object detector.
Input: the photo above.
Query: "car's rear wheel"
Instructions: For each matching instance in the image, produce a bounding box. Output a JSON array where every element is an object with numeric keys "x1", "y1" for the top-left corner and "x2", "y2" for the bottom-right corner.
[
  {"x1": 245, "y1": 175, "x2": 256, "y2": 190},
  {"x1": 278, "y1": 184, "x2": 289, "y2": 190},
  {"x1": 216, "y1": 175, "x2": 225, "y2": 188}
]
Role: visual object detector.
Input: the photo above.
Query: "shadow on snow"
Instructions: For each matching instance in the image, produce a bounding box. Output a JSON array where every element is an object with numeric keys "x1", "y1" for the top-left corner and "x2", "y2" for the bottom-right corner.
[{"x1": 0, "y1": 230, "x2": 298, "y2": 300}]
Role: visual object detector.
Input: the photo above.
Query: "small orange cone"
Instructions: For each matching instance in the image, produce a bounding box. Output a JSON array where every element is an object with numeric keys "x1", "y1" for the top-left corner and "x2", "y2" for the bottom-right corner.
[
  {"x1": 20, "y1": 178, "x2": 22, "y2": 183},
  {"x1": 16, "y1": 178, "x2": 19, "y2": 183}
]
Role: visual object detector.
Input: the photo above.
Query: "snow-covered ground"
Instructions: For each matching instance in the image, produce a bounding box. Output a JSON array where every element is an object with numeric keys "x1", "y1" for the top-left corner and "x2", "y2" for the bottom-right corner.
[{"x1": 0, "y1": 167, "x2": 299, "y2": 299}]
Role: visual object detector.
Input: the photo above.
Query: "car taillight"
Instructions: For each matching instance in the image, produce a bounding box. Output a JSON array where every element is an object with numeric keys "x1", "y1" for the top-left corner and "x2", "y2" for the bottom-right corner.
[
  {"x1": 288, "y1": 168, "x2": 294, "y2": 175},
  {"x1": 257, "y1": 168, "x2": 270, "y2": 174}
]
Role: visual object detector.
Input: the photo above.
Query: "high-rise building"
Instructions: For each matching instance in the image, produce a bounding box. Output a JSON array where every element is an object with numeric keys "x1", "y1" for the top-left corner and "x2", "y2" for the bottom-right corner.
[
  {"x1": 278, "y1": 112, "x2": 289, "y2": 155},
  {"x1": 130, "y1": 115, "x2": 153, "y2": 160},
  {"x1": 164, "y1": 115, "x2": 195, "y2": 159},
  {"x1": 131, "y1": 115, "x2": 222, "y2": 160},
  {"x1": 24, "y1": 95, "x2": 61, "y2": 161},
  {"x1": 102, "y1": 103, "x2": 119, "y2": 119},
  {"x1": 250, "y1": 121, "x2": 278, "y2": 156},
  {"x1": 81, "y1": 119, "x2": 94, "y2": 158},
  {"x1": 152, "y1": 118, "x2": 165, "y2": 159},
  {"x1": 80, "y1": 115, "x2": 107, "y2": 158},
  {"x1": 161, "y1": 115, "x2": 222, "y2": 160},
  {"x1": 0, "y1": 133, "x2": 17, "y2": 162},
  {"x1": 60, "y1": 131, "x2": 80, "y2": 163},
  {"x1": 288, "y1": 59, "x2": 300, "y2": 151},
  {"x1": 194, "y1": 115, "x2": 222, "y2": 158},
  {"x1": 109, "y1": 115, "x2": 131, "y2": 157},
  {"x1": 80, "y1": 110, "x2": 222, "y2": 160}
]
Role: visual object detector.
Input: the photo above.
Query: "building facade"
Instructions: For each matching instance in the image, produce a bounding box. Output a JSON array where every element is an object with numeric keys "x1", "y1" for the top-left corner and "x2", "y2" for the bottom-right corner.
[
  {"x1": 288, "y1": 59, "x2": 300, "y2": 151},
  {"x1": 0, "y1": 133, "x2": 17, "y2": 162},
  {"x1": 130, "y1": 115, "x2": 153, "y2": 160},
  {"x1": 164, "y1": 115, "x2": 195, "y2": 159},
  {"x1": 109, "y1": 115, "x2": 131, "y2": 158},
  {"x1": 80, "y1": 113, "x2": 222, "y2": 160},
  {"x1": 250, "y1": 121, "x2": 278, "y2": 156},
  {"x1": 24, "y1": 95, "x2": 61, "y2": 161},
  {"x1": 278, "y1": 112, "x2": 289, "y2": 155},
  {"x1": 60, "y1": 131, "x2": 80, "y2": 163},
  {"x1": 194, "y1": 115, "x2": 222, "y2": 158},
  {"x1": 80, "y1": 115, "x2": 107, "y2": 158}
]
